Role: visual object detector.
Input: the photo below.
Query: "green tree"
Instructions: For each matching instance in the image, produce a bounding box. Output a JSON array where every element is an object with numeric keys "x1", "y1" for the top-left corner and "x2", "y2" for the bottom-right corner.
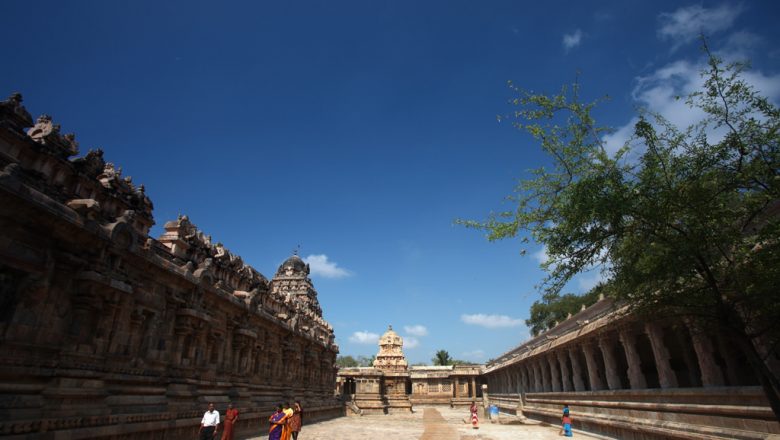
[
  {"x1": 462, "y1": 48, "x2": 780, "y2": 417},
  {"x1": 526, "y1": 289, "x2": 602, "y2": 336},
  {"x1": 357, "y1": 355, "x2": 376, "y2": 367},
  {"x1": 336, "y1": 355, "x2": 359, "y2": 368},
  {"x1": 432, "y1": 350, "x2": 453, "y2": 366}
]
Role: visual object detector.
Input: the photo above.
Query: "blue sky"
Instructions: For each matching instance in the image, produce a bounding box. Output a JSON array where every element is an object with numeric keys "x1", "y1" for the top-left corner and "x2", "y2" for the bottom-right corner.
[{"x1": 3, "y1": 1, "x2": 779, "y2": 364}]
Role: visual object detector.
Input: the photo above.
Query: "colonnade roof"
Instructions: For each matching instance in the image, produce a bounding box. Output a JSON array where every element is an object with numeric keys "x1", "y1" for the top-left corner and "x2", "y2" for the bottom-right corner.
[{"x1": 485, "y1": 296, "x2": 622, "y2": 373}]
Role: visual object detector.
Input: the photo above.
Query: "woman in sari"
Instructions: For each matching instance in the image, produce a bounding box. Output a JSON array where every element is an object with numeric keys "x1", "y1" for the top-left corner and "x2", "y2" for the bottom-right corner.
[
  {"x1": 220, "y1": 403, "x2": 238, "y2": 440},
  {"x1": 280, "y1": 403, "x2": 294, "y2": 440},
  {"x1": 288, "y1": 401, "x2": 303, "y2": 440},
  {"x1": 469, "y1": 401, "x2": 479, "y2": 429},
  {"x1": 268, "y1": 405, "x2": 288, "y2": 440}
]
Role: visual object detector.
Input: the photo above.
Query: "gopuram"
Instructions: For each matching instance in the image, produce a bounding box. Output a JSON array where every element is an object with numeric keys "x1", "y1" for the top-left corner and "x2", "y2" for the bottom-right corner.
[
  {"x1": 0, "y1": 93, "x2": 340, "y2": 439},
  {"x1": 482, "y1": 296, "x2": 780, "y2": 439},
  {"x1": 337, "y1": 326, "x2": 482, "y2": 414}
]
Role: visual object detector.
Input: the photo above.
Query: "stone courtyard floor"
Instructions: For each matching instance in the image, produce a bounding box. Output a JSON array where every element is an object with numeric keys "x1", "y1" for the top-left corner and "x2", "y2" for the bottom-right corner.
[{"x1": 246, "y1": 407, "x2": 602, "y2": 440}]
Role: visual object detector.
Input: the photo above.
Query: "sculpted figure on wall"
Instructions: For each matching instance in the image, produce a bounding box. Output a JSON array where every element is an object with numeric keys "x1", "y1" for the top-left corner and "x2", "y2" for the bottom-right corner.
[
  {"x1": 0, "y1": 92, "x2": 33, "y2": 129},
  {"x1": 27, "y1": 114, "x2": 79, "y2": 157}
]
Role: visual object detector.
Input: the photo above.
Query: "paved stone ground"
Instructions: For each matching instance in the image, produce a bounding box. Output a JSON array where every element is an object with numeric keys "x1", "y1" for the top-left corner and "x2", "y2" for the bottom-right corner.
[{"x1": 245, "y1": 407, "x2": 601, "y2": 440}]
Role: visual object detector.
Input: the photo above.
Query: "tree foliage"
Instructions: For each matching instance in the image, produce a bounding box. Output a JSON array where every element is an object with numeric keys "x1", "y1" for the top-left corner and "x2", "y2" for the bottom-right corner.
[
  {"x1": 336, "y1": 355, "x2": 375, "y2": 368},
  {"x1": 526, "y1": 288, "x2": 602, "y2": 336},
  {"x1": 462, "y1": 46, "x2": 780, "y2": 417},
  {"x1": 432, "y1": 350, "x2": 453, "y2": 366}
]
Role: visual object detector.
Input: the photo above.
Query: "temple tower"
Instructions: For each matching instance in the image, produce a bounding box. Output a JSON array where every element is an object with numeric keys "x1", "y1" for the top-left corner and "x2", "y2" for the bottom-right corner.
[
  {"x1": 270, "y1": 253, "x2": 322, "y2": 316},
  {"x1": 373, "y1": 325, "x2": 409, "y2": 372},
  {"x1": 373, "y1": 325, "x2": 412, "y2": 412}
]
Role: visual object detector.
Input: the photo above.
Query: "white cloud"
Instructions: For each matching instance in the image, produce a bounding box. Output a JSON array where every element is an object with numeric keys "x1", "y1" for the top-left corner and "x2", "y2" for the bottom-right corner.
[
  {"x1": 723, "y1": 30, "x2": 763, "y2": 55},
  {"x1": 303, "y1": 254, "x2": 351, "y2": 278},
  {"x1": 532, "y1": 246, "x2": 549, "y2": 264},
  {"x1": 348, "y1": 331, "x2": 379, "y2": 344},
  {"x1": 604, "y1": 50, "x2": 780, "y2": 155},
  {"x1": 658, "y1": 4, "x2": 743, "y2": 50},
  {"x1": 602, "y1": 117, "x2": 639, "y2": 156},
  {"x1": 403, "y1": 325, "x2": 428, "y2": 336},
  {"x1": 461, "y1": 313, "x2": 524, "y2": 329},
  {"x1": 562, "y1": 29, "x2": 583, "y2": 52},
  {"x1": 403, "y1": 336, "x2": 420, "y2": 348}
]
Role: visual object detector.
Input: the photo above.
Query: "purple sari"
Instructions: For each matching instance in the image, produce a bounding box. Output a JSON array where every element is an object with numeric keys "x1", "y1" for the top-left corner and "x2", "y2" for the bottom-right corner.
[{"x1": 268, "y1": 411, "x2": 287, "y2": 440}]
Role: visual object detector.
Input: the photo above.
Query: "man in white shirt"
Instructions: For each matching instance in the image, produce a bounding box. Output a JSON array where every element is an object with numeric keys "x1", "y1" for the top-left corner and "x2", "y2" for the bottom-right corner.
[{"x1": 199, "y1": 402, "x2": 220, "y2": 439}]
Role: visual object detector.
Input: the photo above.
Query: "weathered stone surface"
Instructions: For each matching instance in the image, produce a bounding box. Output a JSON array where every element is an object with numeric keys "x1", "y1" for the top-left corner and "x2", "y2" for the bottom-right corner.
[
  {"x1": 0, "y1": 94, "x2": 340, "y2": 439},
  {"x1": 482, "y1": 297, "x2": 780, "y2": 439}
]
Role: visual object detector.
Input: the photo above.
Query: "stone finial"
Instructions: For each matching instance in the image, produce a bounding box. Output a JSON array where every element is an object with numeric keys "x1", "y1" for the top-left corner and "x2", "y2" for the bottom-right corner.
[
  {"x1": 63, "y1": 133, "x2": 79, "y2": 156},
  {"x1": 26, "y1": 114, "x2": 78, "y2": 158},
  {"x1": 27, "y1": 114, "x2": 54, "y2": 142},
  {"x1": 0, "y1": 92, "x2": 33, "y2": 130},
  {"x1": 72, "y1": 148, "x2": 105, "y2": 178},
  {"x1": 581, "y1": 304, "x2": 586, "y2": 311}
]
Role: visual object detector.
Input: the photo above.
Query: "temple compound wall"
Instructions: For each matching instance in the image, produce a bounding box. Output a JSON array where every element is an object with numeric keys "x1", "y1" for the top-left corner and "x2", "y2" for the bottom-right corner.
[
  {"x1": 336, "y1": 326, "x2": 482, "y2": 414},
  {"x1": 0, "y1": 94, "x2": 340, "y2": 439},
  {"x1": 482, "y1": 296, "x2": 780, "y2": 440}
]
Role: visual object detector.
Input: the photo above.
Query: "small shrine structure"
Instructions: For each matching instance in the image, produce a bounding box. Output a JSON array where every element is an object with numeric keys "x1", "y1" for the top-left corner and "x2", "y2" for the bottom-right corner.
[{"x1": 337, "y1": 325, "x2": 482, "y2": 414}]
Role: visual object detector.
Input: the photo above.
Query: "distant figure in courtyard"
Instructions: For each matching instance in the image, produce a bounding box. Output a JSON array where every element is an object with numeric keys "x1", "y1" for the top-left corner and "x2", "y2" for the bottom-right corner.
[
  {"x1": 199, "y1": 402, "x2": 220, "y2": 440},
  {"x1": 470, "y1": 401, "x2": 479, "y2": 429},
  {"x1": 560, "y1": 404, "x2": 573, "y2": 437},
  {"x1": 268, "y1": 405, "x2": 289, "y2": 440},
  {"x1": 288, "y1": 401, "x2": 303, "y2": 440},
  {"x1": 220, "y1": 402, "x2": 238, "y2": 440}
]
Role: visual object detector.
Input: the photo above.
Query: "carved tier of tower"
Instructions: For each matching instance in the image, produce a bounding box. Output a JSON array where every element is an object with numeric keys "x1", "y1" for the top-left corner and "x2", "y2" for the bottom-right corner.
[
  {"x1": 270, "y1": 254, "x2": 323, "y2": 317},
  {"x1": 373, "y1": 325, "x2": 408, "y2": 372}
]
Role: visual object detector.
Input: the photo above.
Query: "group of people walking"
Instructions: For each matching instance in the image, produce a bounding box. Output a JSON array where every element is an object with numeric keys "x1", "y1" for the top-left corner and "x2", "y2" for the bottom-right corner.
[
  {"x1": 197, "y1": 401, "x2": 303, "y2": 440},
  {"x1": 269, "y1": 402, "x2": 304, "y2": 440}
]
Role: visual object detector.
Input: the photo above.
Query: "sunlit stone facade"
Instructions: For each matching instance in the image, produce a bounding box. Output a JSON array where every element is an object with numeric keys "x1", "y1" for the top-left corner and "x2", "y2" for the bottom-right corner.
[
  {"x1": 337, "y1": 326, "x2": 482, "y2": 414},
  {"x1": 482, "y1": 296, "x2": 780, "y2": 439},
  {"x1": 0, "y1": 94, "x2": 340, "y2": 439}
]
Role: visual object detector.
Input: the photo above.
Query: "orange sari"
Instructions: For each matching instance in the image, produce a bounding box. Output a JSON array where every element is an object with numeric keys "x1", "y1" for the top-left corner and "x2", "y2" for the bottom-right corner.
[
  {"x1": 268, "y1": 411, "x2": 288, "y2": 440},
  {"x1": 221, "y1": 408, "x2": 238, "y2": 440},
  {"x1": 281, "y1": 408, "x2": 294, "y2": 440}
]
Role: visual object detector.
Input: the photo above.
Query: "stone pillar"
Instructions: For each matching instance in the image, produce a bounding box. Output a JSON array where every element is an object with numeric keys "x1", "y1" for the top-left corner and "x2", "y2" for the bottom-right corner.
[
  {"x1": 173, "y1": 333, "x2": 186, "y2": 366},
  {"x1": 534, "y1": 359, "x2": 547, "y2": 393},
  {"x1": 568, "y1": 348, "x2": 586, "y2": 391},
  {"x1": 453, "y1": 377, "x2": 459, "y2": 398},
  {"x1": 556, "y1": 351, "x2": 572, "y2": 392},
  {"x1": 547, "y1": 354, "x2": 561, "y2": 392},
  {"x1": 481, "y1": 384, "x2": 489, "y2": 418},
  {"x1": 645, "y1": 323, "x2": 678, "y2": 388},
  {"x1": 516, "y1": 367, "x2": 527, "y2": 421},
  {"x1": 686, "y1": 322, "x2": 725, "y2": 387},
  {"x1": 599, "y1": 337, "x2": 622, "y2": 390},
  {"x1": 582, "y1": 342, "x2": 605, "y2": 391},
  {"x1": 716, "y1": 333, "x2": 742, "y2": 386},
  {"x1": 619, "y1": 329, "x2": 647, "y2": 389},
  {"x1": 470, "y1": 377, "x2": 476, "y2": 398},
  {"x1": 520, "y1": 365, "x2": 529, "y2": 393}
]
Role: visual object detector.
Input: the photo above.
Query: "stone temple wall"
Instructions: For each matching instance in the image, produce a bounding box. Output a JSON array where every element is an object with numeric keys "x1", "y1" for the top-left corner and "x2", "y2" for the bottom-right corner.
[
  {"x1": 482, "y1": 296, "x2": 780, "y2": 439},
  {"x1": 0, "y1": 94, "x2": 341, "y2": 439}
]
